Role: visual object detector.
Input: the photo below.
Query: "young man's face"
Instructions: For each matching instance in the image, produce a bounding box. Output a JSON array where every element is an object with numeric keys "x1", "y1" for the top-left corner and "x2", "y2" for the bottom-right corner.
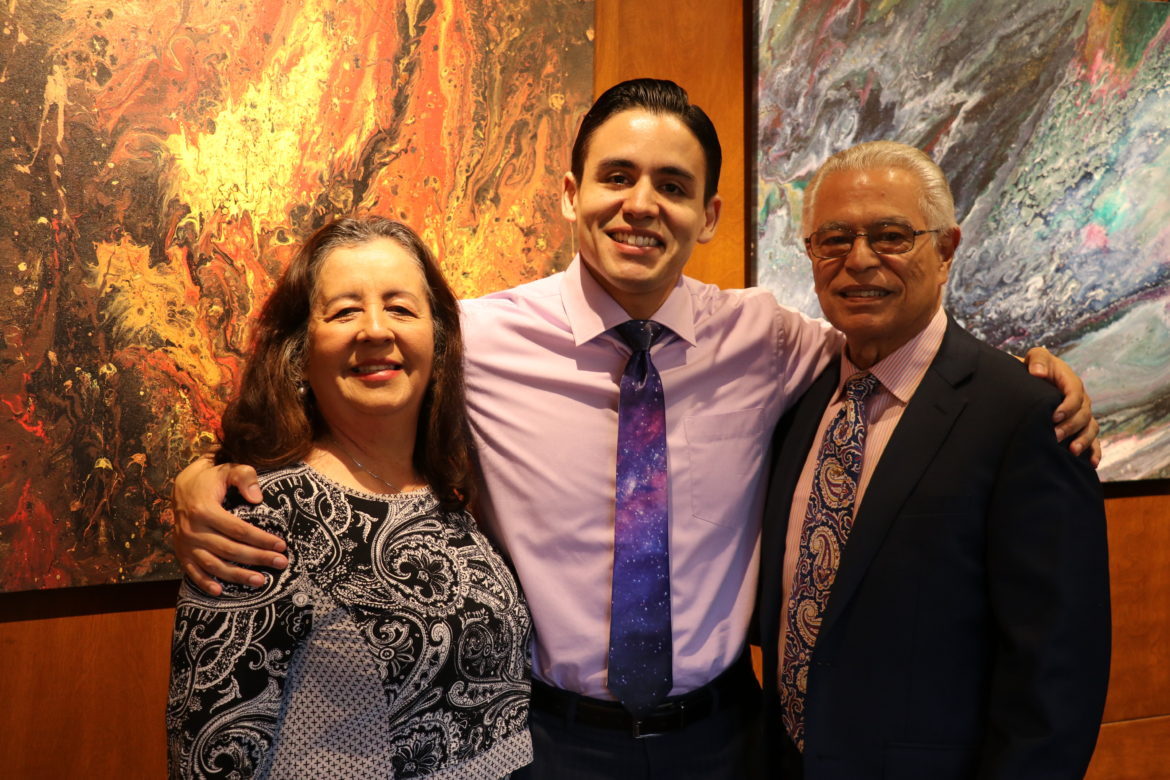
[{"x1": 562, "y1": 109, "x2": 721, "y2": 319}]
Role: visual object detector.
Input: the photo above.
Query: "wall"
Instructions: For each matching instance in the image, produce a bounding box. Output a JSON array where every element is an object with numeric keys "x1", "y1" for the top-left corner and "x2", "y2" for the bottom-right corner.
[
  {"x1": 1, "y1": 1, "x2": 1166, "y2": 777},
  {"x1": 1090, "y1": 487, "x2": 1170, "y2": 778},
  {"x1": 594, "y1": 0, "x2": 747, "y2": 290},
  {"x1": 0, "y1": 581, "x2": 176, "y2": 777}
]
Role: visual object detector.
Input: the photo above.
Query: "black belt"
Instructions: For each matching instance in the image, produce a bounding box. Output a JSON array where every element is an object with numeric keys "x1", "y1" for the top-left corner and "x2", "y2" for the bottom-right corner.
[{"x1": 529, "y1": 654, "x2": 757, "y2": 738}]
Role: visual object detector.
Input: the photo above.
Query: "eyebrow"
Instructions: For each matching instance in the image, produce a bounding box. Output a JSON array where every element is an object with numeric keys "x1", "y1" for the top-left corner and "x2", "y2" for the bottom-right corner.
[
  {"x1": 317, "y1": 289, "x2": 421, "y2": 308},
  {"x1": 817, "y1": 217, "x2": 913, "y2": 230},
  {"x1": 596, "y1": 157, "x2": 697, "y2": 182}
]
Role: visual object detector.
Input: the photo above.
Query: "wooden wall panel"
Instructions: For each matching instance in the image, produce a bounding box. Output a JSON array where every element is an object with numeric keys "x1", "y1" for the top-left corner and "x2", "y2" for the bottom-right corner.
[
  {"x1": 0, "y1": 582, "x2": 175, "y2": 778},
  {"x1": 1086, "y1": 715, "x2": 1170, "y2": 780},
  {"x1": 593, "y1": 0, "x2": 747, "y2": 290},
  {"x1": 1101, "y1": 491, "x2": 1170, "y2": 722},
  {"x1": 1088, "y1": 487, "x2": 1170, "y2": 777}
]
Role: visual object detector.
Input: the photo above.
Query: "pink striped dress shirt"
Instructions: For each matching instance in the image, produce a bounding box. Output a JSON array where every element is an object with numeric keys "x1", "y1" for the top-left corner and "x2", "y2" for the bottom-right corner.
[{"x1": 778, "y1": 306, "x2": 949, "y2": 660}]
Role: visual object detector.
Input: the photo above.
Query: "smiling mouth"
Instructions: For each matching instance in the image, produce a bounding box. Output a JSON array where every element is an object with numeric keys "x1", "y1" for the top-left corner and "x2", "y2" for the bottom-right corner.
[
  {"x1": 351, "y1": 362, "x2": 402, "y2": 375},
  {"x1": 609, "y1": 231, "x2": 662, "y2": 248},
  {"x1": 840, "y1": 289, "x2": 890, "y2": 299}
]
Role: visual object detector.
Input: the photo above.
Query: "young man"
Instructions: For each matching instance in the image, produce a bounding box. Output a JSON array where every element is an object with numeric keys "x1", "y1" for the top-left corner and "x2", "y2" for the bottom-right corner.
[
  {"x1": 757, "y1": 141, "x2": 1110, "y2": 779},
  {"x1": 172, "y1": 82, "x2": 1097, "y2": 779}
]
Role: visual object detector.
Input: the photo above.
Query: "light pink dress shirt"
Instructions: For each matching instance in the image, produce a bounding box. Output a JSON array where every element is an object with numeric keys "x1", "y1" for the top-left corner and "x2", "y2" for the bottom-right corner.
[
  {"x1": 460, "y1": 257, "x2": 841, "y2": 699},
  {"x1": 778, "y1": 306, "x2": 948, "y2": 661}
]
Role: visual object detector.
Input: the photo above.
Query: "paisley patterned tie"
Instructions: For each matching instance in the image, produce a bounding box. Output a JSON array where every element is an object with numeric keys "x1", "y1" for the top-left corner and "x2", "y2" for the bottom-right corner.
[
  {"x1": 780, "y1": 371, "x2": 880, "y2": 750},
  {"x1": 608, "y1": 319, "x2": 673, "y2": 718}
]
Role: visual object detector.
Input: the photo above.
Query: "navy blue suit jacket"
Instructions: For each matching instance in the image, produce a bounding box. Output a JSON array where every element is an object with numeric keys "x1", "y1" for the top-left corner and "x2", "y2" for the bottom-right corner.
[{"x1": 757, "y1": 316, "x2": 1111, "y2": 780}]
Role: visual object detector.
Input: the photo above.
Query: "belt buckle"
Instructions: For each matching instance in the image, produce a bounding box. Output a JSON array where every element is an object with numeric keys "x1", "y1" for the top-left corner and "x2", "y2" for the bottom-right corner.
[{"x1": 631, "y1": 700, "x2": 685, "y2": 739}]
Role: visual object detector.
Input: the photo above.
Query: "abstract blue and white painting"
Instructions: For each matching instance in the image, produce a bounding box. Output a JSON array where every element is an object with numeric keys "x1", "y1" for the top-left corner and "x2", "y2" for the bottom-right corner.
[{"x1": 756, "y1": 0, "x2": 1170, "y2": 481}]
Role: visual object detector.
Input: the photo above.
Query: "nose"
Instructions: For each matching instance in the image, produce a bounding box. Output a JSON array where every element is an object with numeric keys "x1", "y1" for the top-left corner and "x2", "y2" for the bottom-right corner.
[
  {"x1": 623, "y1": 177, "x2": 659, "y2": 220},
  {"x1": 357, "y1": 309, "x2": 394, "y2": 341},
  {"x1": 842, "y1": 235, "x2": 882, "y2": 272}
]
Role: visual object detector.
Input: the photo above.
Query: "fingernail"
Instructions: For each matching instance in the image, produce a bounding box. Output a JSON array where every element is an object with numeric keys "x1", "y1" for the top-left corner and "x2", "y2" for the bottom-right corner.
[
  {"x1": 1070, "y1": 441, "x2": 1083, "y2": 455},
  {"x1": 1053, "y1": 411, "x2": 1066, "y2": 423},
  {"x1": 248, "y1": 573, "x2": 266, "y2": 587},
  {"x1": 271, "y1": 555, "x2": 289, "y2": 570},
  {"x1": 272, "y1": 539, "x2": 287, "y2": 553}
]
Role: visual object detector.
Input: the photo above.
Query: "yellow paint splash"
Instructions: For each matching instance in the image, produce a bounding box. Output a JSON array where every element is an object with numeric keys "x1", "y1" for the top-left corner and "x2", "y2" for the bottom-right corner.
[
  {"x1": 163, "y1": 1, "x2": 375, "y2": 230},
  {"x1": 89, "y1": 239, "x2": 229, "y2": 388}
]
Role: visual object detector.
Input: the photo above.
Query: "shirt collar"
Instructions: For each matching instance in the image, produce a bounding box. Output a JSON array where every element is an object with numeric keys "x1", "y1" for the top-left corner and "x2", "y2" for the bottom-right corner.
[
  {"x1": 560, "y1": 255, "x2": 698, "y2": 347},
  {"x1": 837, "y1": 306, "x2": 948, "y2": 404}
]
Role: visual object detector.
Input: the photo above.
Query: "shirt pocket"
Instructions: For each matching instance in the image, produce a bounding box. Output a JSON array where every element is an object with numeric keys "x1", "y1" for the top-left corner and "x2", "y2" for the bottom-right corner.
[{"x1": 683, "y1": 408, "x2": 768, "y2": 527}]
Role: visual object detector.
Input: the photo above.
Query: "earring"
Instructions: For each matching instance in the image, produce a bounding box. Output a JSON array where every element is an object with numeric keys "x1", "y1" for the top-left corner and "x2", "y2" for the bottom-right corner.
[{"x1": 297, "y1": 381, "x2": 309, "y2": 397}]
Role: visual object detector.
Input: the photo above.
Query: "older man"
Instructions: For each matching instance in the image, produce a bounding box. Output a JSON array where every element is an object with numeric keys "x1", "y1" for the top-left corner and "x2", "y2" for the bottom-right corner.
[{"x1": 757, "y1": 141, "x2": 1111, "y2": 779}]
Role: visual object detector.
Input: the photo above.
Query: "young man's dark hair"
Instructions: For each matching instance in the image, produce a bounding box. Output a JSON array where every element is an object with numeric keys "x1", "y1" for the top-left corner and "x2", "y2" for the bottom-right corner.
[{"x1": 570, "y1": 78, "x2": 722, "y2": 203}]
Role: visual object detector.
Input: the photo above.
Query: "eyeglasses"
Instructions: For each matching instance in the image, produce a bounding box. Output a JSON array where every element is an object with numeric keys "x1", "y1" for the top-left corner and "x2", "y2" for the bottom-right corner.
[{"x1": 804, "y1": 222, "x2": 940, "y2": 260}]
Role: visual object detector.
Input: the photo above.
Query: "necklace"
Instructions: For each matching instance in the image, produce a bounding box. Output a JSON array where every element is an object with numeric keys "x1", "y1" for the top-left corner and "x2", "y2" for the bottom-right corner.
[{"x1": 332, "y1": 438, "x2": 399, "y2": 493}]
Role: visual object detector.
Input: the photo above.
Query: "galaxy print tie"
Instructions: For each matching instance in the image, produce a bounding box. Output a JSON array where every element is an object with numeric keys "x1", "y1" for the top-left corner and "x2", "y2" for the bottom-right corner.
[
  {"x1": 780, "y1": 371, "x2": 880, "y2": 751},
  {"x1": 608, "y1": 319, "x2": 672, "y2": 718}
]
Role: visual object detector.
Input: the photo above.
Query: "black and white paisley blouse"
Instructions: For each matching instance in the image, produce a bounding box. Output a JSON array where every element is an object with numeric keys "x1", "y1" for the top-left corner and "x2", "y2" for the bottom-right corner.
[{"x1": 167, "y1": 463, "x2": 532, "y2": 779}]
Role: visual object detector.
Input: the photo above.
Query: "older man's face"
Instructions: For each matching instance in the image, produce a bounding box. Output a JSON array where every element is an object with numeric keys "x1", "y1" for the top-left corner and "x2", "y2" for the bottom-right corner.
[{"x1": 806, "y1": 166, "x2": 956, "y2": 368}]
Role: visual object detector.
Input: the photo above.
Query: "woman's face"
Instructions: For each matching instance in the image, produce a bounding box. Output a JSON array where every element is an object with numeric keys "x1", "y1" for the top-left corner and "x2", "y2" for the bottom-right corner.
[{"x1": 305, "y1": 238, "x2": 435, "y2": 433}]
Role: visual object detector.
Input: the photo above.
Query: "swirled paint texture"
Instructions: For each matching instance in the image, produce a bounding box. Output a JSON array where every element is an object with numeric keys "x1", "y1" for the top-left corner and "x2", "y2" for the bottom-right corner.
[
  {"x1": 0, "y1": 0, "x2": 593, "y2": 591},
  {"x1": 756, "y1": 0, "x2": 1170, "y2": 481}
]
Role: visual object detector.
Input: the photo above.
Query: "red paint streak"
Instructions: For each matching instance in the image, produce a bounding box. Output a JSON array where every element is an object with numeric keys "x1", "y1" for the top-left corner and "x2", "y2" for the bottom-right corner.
[
  {"x1": 0, "y1": 383, "x2": 48, "y2": 439},
  {"x1": 0, "y1": 480, "x2": 76, "y2": 591}
]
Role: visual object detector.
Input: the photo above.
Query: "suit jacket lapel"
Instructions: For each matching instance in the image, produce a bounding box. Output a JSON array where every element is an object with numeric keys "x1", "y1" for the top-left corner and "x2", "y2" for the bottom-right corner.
[{"x1": 818, "y1": 317, "x2": 979, "y2": 641}]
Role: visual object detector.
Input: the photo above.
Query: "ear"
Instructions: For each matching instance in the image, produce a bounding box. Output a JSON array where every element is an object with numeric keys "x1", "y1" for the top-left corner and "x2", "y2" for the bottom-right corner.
[
  {"x1": 938, "y1": 226, "x2": 961, "y2": 280},
  {"x1": 697, "y1": 193, "x2": 723, "y2": 244},
  {"x1": 561, "y1": 172, "x2": 579, "y2": 222}
]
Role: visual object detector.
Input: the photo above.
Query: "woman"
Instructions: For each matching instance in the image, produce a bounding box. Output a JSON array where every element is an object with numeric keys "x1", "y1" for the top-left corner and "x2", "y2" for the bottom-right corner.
[{"x1": 167, "y1": 218, "x2": 532, "y2": 778}]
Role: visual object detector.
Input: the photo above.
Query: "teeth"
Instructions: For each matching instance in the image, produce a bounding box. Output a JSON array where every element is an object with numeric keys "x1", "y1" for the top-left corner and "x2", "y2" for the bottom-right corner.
[
  {"x1": 611, "y1": 232, "x2": 660, "y2": 248},
  {"x1": 353, "y1": 364, "x2": 399, "y2": 374},
  {"x1": 843, "y1": 289, "x2": 888, "y2": 298}
]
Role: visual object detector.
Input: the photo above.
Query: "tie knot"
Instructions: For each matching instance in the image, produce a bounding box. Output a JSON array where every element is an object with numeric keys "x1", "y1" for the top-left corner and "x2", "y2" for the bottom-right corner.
[
  {"x1": 844, "y1": 372, "x2": 880, "y2": 401},
  {"x1": 615, "y1": 319, "x2": 665, "y2": 353}
]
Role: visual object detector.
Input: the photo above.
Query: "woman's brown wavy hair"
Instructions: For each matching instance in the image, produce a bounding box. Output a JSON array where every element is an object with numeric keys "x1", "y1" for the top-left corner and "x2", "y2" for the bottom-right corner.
[{"x1": 216, "y1": 217, "x2": 475, "y2": 510}]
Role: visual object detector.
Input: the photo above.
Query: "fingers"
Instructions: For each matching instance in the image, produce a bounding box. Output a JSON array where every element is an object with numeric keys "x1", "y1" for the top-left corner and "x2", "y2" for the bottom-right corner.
[
  {"x1": 175, "y1": 469, "x2": 286, "y2": 553},
  {"x1": 1024, "y1": 348, "x2": 1103, "y2": 468},
  {"x1": 177, "y1": 506, "x2": 288, "y2": 568},
  {"x1": 1051, "y1": 377, "x2": 1091, "y2": 446},
  {"x1": 1064, "y1": 414, "x2": 1101, "y2": 465},
  {"x1": 1051, "y1": 388, "x2": 1086, "y2": 441},
  {"x1": 173, "y1": 515, "x2": 288, "y2": 592},
  {"x1": 225, "y1": 463, "x2": 263, "y2": 504},
  {"x1": 196, "y1": 520, "x2": 288, "y2": 568},
  {"x1": 179, "y1": 557, "x2": 223, "y2": 597},
  {"x1": 1023, "y1": 347, "x2": 1101, "y2": 463},
  {"x1": 171, "y1": 456, "x2": 287, "y2": 594},
  {"x1": 188, "y1": 545, "x2": 277, "y2": 588},
  {"x1": 204, "y1": 506, "x2": 287, "y2": 553},
  {"x1": 172, "y1": 484, "x2": 287, "y2": 594},
  {"x1": 1025, "y1": 346, "x2": 1052, "y2": 378}
]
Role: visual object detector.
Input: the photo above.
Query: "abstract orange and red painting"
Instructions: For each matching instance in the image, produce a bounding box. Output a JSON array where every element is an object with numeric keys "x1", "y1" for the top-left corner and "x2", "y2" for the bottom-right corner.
[{"x1": 0, "y1": 0, "x2": 593, "y2": 591}]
